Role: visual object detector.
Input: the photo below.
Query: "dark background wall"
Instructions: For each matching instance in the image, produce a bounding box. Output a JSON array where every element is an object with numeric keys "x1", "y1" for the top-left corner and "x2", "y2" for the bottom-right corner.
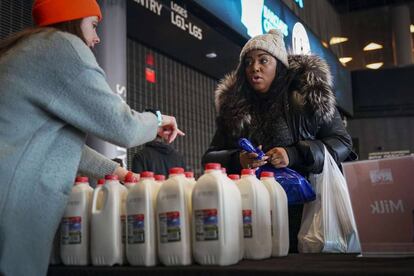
[{"x1": 126, "y1": 39, "x2": 217, "y2": 175}]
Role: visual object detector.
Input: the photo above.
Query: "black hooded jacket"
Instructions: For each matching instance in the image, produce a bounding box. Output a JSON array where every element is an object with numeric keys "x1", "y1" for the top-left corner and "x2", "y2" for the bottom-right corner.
[
  {"x1": 132, "y1": 140, "x2": 186, "y2": 176},
  {"x1": 202, "y1": 55, "x2": 356, "y2": 175}
]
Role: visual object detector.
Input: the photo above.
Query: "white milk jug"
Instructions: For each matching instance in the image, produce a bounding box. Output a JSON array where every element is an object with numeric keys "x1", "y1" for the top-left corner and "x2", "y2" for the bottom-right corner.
[
  {"x1": 124, "y1": 173, "x2": 138, "y2": 190},
  {"x1": 91, "y1": 175, "x2": 127, "y2": 266},
  {"x1": 184, "y1": 171, "x2": 197, "y2": 186},
  {"x1": 60, "y1": 176, "x2": 93, "y2": 265},
  {"x1": 227, "y1": 173, "x2": 244, "y2": 261},
  {"x1": 126, "y1": 171, "x2": 158, "y2": 266},
  {"x1": 238, "y1": 169, "x2": 272, "y2": 259},
  {"x1": 260, "y1": 171, "x2": 289, "y2": 256},
  {"x1": 192, "y1": 163, "x2": 241, "y2": 265},
  {"x1": 156, "y1": 167, "x2": 192, "y2": 266}
]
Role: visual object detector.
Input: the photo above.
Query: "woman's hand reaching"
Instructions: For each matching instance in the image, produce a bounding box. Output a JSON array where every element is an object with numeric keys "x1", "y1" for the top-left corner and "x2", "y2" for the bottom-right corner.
[
  {"x1": 158, "y1": 115, "x2": 185, "y2": 143},
  {"x1": 265, "y1": 147, "x2": 289, "y2": 168},
  {"x1": 239, "y1": 145, "x2": 268, "y2": 169}
]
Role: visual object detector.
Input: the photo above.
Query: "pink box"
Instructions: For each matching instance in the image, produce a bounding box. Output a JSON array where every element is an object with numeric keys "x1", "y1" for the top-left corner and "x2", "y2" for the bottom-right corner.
[{"x1": 343, "y1": 156, "x2": 414, "y2": 257}]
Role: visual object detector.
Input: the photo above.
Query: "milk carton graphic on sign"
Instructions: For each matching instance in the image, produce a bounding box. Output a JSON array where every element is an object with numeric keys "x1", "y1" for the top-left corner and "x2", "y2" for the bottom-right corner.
[
  {"x1": 260, "y1": 171, "x2": 289, "y2": 256},
  {"x1": 238, "y1": 169, "x2": 272, "y2": 259},
  {"x1": 91, "y1": 175, "x2": 127, "y2": 266},
  {"x1": 192, "y1": 163, "x2": 241, "y2": 265},
  {"x1": 60, "y1": 176, "x2": 93, "y2": 265},
  {"x1": 126, "y1": 171, "x2": 159, "y2": 266},
  {"x1": 156, "y1": 167, "x2": 191, "y2": 265}
]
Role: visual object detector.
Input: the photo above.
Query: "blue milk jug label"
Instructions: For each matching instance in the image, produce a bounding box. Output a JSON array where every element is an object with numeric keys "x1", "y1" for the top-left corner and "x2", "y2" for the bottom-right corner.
[
  {"x1": 61, "y1": 217, "x2": 81, "y2": 244},
  {"x1": 242, "y1": 210, "x2": 253, "y2": 238},
  {"x1": 159, "y1": 211, "x2": 181, "y2": 243},
  {"x1": 127, "y1": 214, "x2": 145, "y2": 244},
  {"x1": 195, "y1": 209, "x2": 219, "y2": 241}
]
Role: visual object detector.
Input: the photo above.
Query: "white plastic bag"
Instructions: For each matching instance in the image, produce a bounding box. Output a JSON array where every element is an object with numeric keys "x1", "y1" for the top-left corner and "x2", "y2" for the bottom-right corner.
[{"x1": 298, "y1": 146, "x2": 361, "y2": 253}]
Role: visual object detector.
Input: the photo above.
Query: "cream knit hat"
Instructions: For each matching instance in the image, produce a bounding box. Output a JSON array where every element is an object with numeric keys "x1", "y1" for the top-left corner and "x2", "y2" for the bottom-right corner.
[{"x1": 240, "y1": 29, "x2": 289, "y2": 68}]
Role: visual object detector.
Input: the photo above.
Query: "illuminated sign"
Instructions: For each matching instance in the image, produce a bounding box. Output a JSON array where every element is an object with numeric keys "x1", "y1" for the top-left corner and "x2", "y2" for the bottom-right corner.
[
  {"x1": 240, "y1": 0, "x2": 288, "y2": 37},
  {"x1": 295, "y1": 0, "x2": 304, "y2": 9},
  {"x1": 132, "y1": 0, "x2": 203, "y2": 40}
]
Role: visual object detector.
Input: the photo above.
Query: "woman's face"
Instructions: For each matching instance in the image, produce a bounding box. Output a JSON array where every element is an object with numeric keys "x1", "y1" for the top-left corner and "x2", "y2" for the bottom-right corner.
[
  {"x1": 81, "y1": 16, "x2": 100, "y2": 48},
  {"x1": 244, "y1": 50, "x2": 277, "y2": 93}
]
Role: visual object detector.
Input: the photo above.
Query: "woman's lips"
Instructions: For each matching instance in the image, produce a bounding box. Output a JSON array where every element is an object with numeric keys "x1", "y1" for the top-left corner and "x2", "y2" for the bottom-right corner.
[{"x1": 251, "y1": 75, "x2": 263, "y2": 84}]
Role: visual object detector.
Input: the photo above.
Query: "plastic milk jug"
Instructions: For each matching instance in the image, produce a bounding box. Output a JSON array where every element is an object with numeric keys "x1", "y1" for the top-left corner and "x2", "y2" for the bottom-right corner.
[
  {"x1": 238, "y1": 169, "x2": 272, "y2": 259},
  {"x1": 192, "y1": 163, "x2": 241, "y2": 265},
  {"x1": 185, "y1": 171, "x2": 197, "y2": 186},
  {"x1": 60, "y1": 176, "x2": 93, "y2": 265},
  {"x1": 156, "y1": 167, "x2": 192, "y2": 266},
  {"x1": 124, "y1": 174, "x2": 138, "y2": 189},
  {"x1": 154, "y1": 174, "x2": 165, "y2": 188},
  {"x1": 91, "y1": 175, "x2": 128, "y2": 265},
  {"x1": 260, "y1": 171, "x2": 289, "y2": 256},
  {"x1": 228, "y1": 174, "x2": 244, "y2": 261},
  {"x1": 95, "y1": 179, "x2": 105, "y2": 210},
  {"x1": 126, "y1": 171, "x2": 158, "y2": 266}
]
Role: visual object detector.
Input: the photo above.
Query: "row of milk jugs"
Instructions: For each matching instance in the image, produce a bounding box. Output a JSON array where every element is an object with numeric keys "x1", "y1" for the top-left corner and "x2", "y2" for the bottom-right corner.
[{"x1": 60, "y1": 163, "x2": 289, "y2": 266}]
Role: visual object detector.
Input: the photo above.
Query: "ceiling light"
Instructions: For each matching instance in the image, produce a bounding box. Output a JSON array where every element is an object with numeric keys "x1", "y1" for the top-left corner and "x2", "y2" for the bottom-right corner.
[
  {"x1": 329, "y1": 37, "x2": 348, "y2": 45},
  {"x1": 206, "y1": 52, "x2": 217, "y2": 58},
  {"x1": 321, "y1": 40, "x2": 329, "y2": 48},
  {"x1": 411, "y1": 24, "x2": 414, "y2": 33},
  {"x1": 366, "y1": 62, "x2": 383, "y2": 69},
  {"x1": 339, "y1": 57, "x2": 352, "y2": 64},
  {"x1": 363, "y1": 43, "x2": 383, "y2": 51}
]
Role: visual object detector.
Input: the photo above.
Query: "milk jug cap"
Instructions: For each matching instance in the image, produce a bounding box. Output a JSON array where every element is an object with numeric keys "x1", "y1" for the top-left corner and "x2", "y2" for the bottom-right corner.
[
  {"x1": 205, "y1": 163, "x2": 221, "y2": 170},
  {"x1": 75, "y1": 176, "x2": 88, "y2": 184},
  {"x1": 169, "y1": 167, "x2": 184, "y2": 175},
  {"x1": 105, "y1": 174, "x2": 119, "y2": 180},
  {"x1": 241, "y1": 169, "x2": 255, "y2": 175},
  {"x1": 260, "y1": 171, "x2": 274, "y2": 178},
  {"x1": 228, "y1": 174, "x2": 240, "y2": 180},
  {"x1": 141, "y1": 171, "x2": 154, "y2": 178},
  {"x1": 154, "y1": 174, "x2": 166, "y2": 181}
]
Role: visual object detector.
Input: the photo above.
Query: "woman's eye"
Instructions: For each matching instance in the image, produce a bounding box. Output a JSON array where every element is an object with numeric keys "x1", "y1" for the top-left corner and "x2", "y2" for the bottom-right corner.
[
  {"x1": 244, "y1": 59, "x2": 252, "y2": 66},
  {"x1": 260, "y1": 58, "x2": 268, "y2": 64}
]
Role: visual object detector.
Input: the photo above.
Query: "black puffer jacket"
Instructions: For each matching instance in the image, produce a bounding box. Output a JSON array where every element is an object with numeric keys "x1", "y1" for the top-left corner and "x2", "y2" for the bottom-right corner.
[{"x1": 202, "y1": 55, "x2": 356, "y2": 175}]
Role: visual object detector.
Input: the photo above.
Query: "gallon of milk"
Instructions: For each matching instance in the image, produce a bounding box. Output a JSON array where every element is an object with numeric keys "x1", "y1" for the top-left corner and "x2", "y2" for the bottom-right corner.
[
  {"x1": 156, "y1": 167, "x2": 192, "y2": 266},
  {"x1": 260, "y1": 171, "x2": 289, "y2": 256},
  {"x1": 91, "y1": 175, "x2": 127, "y2": 266},
  {"x1": 126, "y1": 171, "x2": 158, "y2": 266},
  {"x1": 192, "y1": 163, "x2": 241, "y2": 265},
  {"x1": 238, "y1": 169, "x2": 272, "y2": 259},
  {"x1": 184, "y1": 171, "x2": 197, "y2": 186},
  {"x1": 60, "y1": 176, "x2": 93, "y2": 265},
  {"x1": 227, "y1": 173, "x2": 244, "y2": 261},
  {"x1": 124, "y1": 174, "x2": 138, "y2": 190}
]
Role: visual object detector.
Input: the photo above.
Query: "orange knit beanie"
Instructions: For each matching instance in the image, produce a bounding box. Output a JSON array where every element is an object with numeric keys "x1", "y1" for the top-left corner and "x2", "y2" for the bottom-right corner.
[{"x1": 32, "y1": 0, "x2": 102, "y2": 26}]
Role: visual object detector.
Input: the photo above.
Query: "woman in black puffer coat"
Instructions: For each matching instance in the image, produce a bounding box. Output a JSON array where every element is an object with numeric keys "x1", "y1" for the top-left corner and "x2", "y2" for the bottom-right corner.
[{"x1": 202, "y1": 29, "x2": 356, "y2": 252}]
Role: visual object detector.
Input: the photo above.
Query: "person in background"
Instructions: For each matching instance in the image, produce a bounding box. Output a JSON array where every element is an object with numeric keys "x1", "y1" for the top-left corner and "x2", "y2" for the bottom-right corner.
[
  {"x1": 0, "y1": 1, "x2": 184, "y2": 275},
  {"x1": 202, "y1": 29, "x2": 355, "y2": 252},
  {"x1": 132, "y1": 126, "x2": 186, "y2": 176}
]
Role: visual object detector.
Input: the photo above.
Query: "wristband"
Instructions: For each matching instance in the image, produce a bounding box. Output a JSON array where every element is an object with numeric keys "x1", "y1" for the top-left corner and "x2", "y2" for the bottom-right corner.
[{"x1": 155, "y1": 110, "x2": 162, "y2": 126}]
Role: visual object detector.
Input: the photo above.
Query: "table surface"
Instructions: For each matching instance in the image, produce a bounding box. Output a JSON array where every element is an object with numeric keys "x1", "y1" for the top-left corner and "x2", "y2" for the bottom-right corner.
[{"x1": 48, "y1": 254, "x2": 414, "y2": 276}]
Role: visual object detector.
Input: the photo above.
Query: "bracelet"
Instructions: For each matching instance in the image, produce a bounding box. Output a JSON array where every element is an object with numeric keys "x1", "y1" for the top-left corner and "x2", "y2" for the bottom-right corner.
[{"x1": 155, "y1": 110, "x2": 162, "y2": 126}]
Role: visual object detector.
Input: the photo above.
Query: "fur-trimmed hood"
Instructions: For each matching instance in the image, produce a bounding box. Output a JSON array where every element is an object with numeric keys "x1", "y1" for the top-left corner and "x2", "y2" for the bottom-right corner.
[{"x1": 215, "y1": 55, "x2": 336, "y2": 136}]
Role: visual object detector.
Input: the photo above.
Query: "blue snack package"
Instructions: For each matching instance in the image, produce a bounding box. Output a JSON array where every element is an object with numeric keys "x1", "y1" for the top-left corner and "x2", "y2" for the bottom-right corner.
[
  {"x1": 238, "y1": 137, "x2": 316, "y2": 205},
  {"x1": 238, "y1": 138, "x2": 265, "y2": 160}
]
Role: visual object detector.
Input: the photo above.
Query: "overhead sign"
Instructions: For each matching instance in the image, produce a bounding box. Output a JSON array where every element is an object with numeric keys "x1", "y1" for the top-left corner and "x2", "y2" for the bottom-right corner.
[{"x1": 132, "y1": 0, "x2": 203, "y2": 40}]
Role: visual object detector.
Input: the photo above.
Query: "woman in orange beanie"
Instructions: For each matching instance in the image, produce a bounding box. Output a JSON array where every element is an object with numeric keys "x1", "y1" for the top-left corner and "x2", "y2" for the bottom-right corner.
[{"x1": 0, "y1": 1, "x2": 184, "y2": 275}]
